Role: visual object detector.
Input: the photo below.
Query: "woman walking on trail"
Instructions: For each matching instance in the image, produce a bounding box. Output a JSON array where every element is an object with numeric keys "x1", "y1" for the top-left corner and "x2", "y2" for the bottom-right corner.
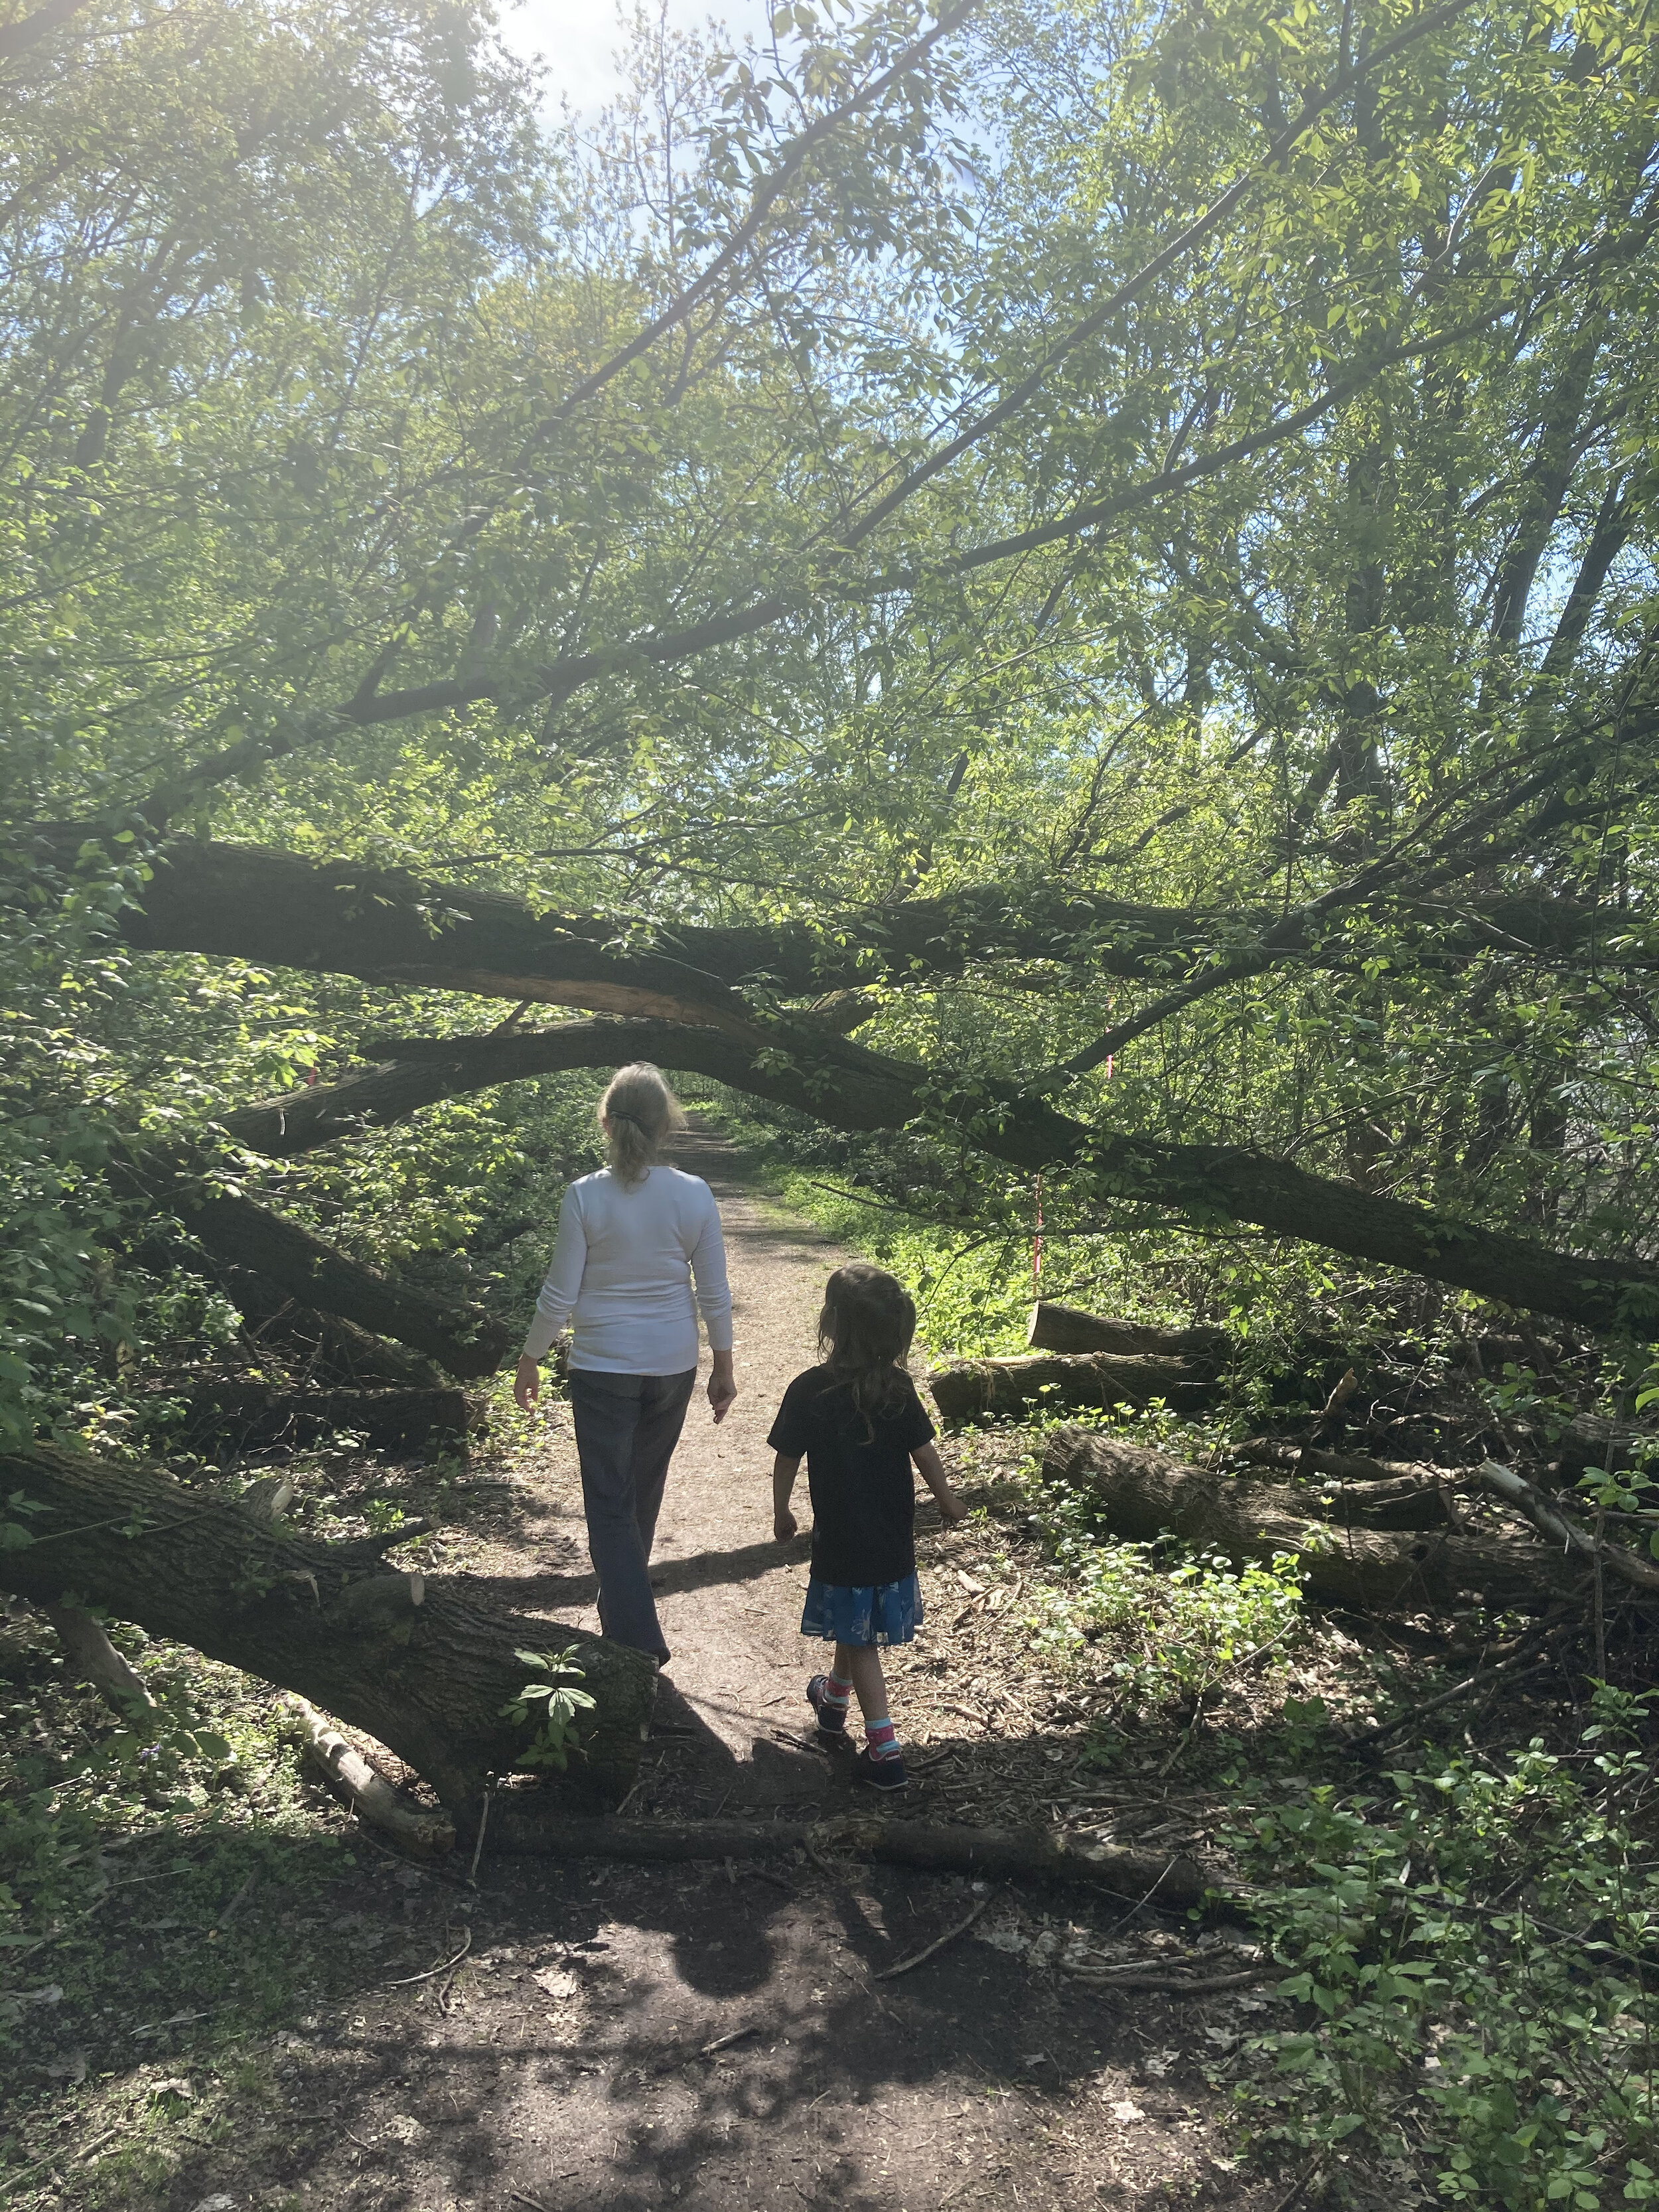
[
  {"x1": 514, "y1": 1063, "x2": 736, "y2": 1667},
  {"x1": 769, "y1": 1262, "x2": 966, "y2": 1789}
]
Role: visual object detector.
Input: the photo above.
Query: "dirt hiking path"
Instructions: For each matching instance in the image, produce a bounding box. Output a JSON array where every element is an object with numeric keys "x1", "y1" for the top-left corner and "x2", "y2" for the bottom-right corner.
[{"x1": 137, "y1": 1137, "x2": 1287, "y2": 2212}]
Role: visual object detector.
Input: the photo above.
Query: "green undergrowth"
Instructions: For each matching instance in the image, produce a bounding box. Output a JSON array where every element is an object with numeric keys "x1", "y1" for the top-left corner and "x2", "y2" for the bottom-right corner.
[
  {"x1": 0, "y1": 1607, "x2": 394, "y2": 2203},
  {"x1": 996, "y1": 1423, "x2": 1659, "y2": 2212},
  {"x1": 1220, "y1": 1699, "x2": 1659, "y2": 2212}
]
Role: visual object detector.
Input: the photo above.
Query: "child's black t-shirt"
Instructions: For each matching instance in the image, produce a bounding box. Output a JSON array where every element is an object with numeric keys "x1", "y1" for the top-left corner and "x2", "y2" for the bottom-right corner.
[{"x1": 767, "y1": 1364, "x2": 936, "y2": 1587}]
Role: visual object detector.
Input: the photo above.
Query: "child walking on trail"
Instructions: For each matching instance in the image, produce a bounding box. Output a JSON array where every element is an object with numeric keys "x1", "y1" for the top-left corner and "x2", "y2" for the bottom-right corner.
[{"x1": 768, "y1": 1262, "x2": 968, "y2": 1791}]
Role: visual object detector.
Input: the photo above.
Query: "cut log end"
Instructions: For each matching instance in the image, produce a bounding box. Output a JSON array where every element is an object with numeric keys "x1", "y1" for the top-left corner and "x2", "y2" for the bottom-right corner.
[{"x1": 930, "y1": 1350, "x2": 1216, "y2": 1426}]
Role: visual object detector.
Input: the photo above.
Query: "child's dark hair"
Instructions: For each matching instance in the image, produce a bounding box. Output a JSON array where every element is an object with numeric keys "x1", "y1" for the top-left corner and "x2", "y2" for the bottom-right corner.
[{"x1": 818, "y1": 1262, "x2": 916, "y2": 1429}]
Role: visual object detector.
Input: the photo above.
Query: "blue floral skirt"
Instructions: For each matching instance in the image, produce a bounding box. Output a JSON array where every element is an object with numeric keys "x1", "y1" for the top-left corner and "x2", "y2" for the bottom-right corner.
[{"x1": 801, "y1": 1571, "x2": 923, "y2": 1648}]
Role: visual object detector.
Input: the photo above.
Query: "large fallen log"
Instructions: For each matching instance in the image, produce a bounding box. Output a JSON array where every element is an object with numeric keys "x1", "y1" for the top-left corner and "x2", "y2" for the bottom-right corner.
[
  {"x1": 224, "y1": 1270, "x2": 447, "y2": 1390},
  {"x1": 930, "y1": 1351, "x2": 1216, "y2": 1425},
  {"x1": 1027, "y1": 1300, "x2": 1232, "y2": 1366},
  {"x1": 1041, "y1": 1427, "x2": 1579, "y2": 1612},
  {"x1": 182, "y1": 1381, "x2": 475, "y2": 1453},
  {"x1": 490, "y1": 1808, "x2": 1216, "y2": 1908},
  {"x1": 0, "y1": 1438, "x2": 652, "y2": 1820},
  {"x1": 137, "y1": 1161, "x2": 513, "y2": 1380}
]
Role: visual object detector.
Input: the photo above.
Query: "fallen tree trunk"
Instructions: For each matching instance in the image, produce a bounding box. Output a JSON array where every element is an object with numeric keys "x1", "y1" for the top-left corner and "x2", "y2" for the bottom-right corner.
[
  {"x1": 1042, "y1": 1427, "x2": 1579, "y2": 1611},
  {"x1": 182, "y1": 1382, "x2": 475, "y2": 1453},
  {"x1": 930, "y1": 1351, "x2": 1216, "y2": 1425},
  {"x1": 1027, "y1": 1300, "x2": 1231, "y2": 1366},
  {"x1": 223, "y1": 1270, "x2": 446, "y2": 1390},
  {"x1": 490, "y1": 1808, "x2": 1216, "y2": 1909},
  {"x1": 0, "y1": 1438, "x2": 652, "y2": 1819},
  {"x1": 1234, "y1": 1441, "x2": 1466, "y2": 1530},
  {"x1": 135, "y1": 1159, "x2": 512, "y2": 1379}
]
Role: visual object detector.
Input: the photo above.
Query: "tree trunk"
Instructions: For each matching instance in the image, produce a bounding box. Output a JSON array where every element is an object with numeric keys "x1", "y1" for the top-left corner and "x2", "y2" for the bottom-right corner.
[
  {"x1": 489, "y1": 1808, "x2": 1215, "y2": 1909},
  {"x1": 221, "y1": 1270, "x2": 446, "y2": 1389},
  {"x1": 0, "y1": 1439, "x2": 652, "y2": 1820},
  {"x1": 1041, "y1": 1426, "x2": 1577, "y2": 1611},
  {"x1": 930, "y1": 1351, "x2": 1216, "y2": 1424},
  {"x1": 1026, "y1": 1300, "x2": 1231, "y2": 1365},
  {"x1": 136, "y1": 1159, "x2": 512, "y2": 1379},
  {"x1": 180, "y1": 1382, "x2": 475, "y2": 1453},
  {"x1": 1233, "y1": 1443, "x2": 1464, "y2": 1530}
]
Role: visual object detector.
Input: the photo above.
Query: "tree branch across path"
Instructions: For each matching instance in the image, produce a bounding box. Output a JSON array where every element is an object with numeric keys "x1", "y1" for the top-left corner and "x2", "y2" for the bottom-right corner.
[{"x1": 219, "y1": 1020, "x2": 1659, "y2": 1335}]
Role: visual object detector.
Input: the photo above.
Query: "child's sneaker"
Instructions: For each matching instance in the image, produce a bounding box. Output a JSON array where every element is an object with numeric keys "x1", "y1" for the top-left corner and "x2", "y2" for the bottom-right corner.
[
  {"x1": 853, "y1": 1747, "x2": 909, "y2": 1791},
  {"x1": 806, "y1": 1674, "x2": 849, "y2": 1745}
]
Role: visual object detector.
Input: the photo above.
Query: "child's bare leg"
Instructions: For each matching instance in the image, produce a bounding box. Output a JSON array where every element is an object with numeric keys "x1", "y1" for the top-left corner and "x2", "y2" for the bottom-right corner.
[{"x1": 835, "y1": 1641, "x2": 887, "y2": 1725}]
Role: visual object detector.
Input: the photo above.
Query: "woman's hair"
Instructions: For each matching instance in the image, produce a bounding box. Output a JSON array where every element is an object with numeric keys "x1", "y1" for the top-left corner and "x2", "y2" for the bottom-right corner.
[
  {"x1": 818, "y1": 1262, "x2": 916, "y2": 1428},
  {"x1": 599, "y1": 1062, "x2": 687, "y2": 1186}
]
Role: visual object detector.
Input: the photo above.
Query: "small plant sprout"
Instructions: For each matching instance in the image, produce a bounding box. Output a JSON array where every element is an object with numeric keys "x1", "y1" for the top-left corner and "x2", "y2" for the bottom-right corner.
[{"x1": 500, "y1": 1649, "x2": 596, "y2": 1773}]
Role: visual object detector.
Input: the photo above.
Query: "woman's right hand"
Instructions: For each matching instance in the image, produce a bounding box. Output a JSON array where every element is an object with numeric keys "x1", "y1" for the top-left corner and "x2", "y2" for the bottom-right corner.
[
  {"x1": 513, "y1": 1354, "x2": 541, "y2": 1411},
  {"x1": 707, "y1": 1350, "x2": 737, "y2": 1424}
]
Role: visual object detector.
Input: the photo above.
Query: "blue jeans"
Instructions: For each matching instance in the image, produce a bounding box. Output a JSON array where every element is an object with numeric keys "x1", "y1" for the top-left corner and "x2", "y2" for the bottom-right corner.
[{"x1": 567, "y1": 1367, "x2": 697, "y2": 1662}]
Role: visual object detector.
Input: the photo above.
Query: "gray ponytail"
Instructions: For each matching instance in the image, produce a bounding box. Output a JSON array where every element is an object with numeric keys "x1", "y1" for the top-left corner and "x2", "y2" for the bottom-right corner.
[{"x1": 599, "y1": 1063, "x2": 686, "y2": 1186}]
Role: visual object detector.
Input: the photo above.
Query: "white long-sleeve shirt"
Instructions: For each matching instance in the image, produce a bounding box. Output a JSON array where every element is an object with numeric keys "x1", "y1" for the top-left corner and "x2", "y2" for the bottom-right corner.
[{"x1": 520, "y1": 1166, "x2": 733, "y2": 1374}]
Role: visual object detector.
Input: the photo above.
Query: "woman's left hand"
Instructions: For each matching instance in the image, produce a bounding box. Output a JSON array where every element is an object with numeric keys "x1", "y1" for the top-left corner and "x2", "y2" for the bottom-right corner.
[
  {"x1": 707, "y1": 1351, "x2": 737, "y2": 1424},
  {"x1": 513, "y1": 1355, "x2": 541, "y2": 1411}
]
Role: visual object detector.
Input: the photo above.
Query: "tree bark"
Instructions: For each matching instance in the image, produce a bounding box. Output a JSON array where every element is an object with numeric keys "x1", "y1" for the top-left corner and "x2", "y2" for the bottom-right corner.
[
  {"x1": 277, "y1": 1696, "x2": 456, "y2": 1858},
  {"x1": 930, "y1": 1351, "x2": 1216, "y2": 1425},
  {"x1": 36, "y1": 1601, "x2": 154, "y2": 1709},
  {"x1": 220, "y1": 1270, "x2": 445, "y2": 1389},
  {"x1": 218, "y1": 1019, "x2": 1659, "y2": 1337},
  {"x1": 0, "y1": 1439, "x2": 653, "y2": 1818},
  {"x1": 1234, "y1": 1441, "x2": 1465, "y2": 1529},
  {"x1": 39, "y1": 829, "x2": 1648, "y2": 1021},
  {"x1": 1041, "y1": 1427, "x2": 1577, "y2": 1611}
]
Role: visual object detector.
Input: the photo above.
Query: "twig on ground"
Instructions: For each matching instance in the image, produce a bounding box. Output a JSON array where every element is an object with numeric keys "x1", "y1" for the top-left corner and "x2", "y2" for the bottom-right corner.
[
  {"x1": 803, "y1": 1836, "x2": 837, "y2": 1880},
  {"x1": 647, "y1": 2022, "x2": 761, "y2": 2078},
  {"x1": 1267, "y1": 2154, "x2": 1325, "y2": 2212},
  {"x1": 1064, "y1": 1961, "x2": 1281, "y2": 1995},
  {"x1": 1109, "y1": 1854, "x2": 1180, "y2": 1935},
  {"x1": 438, "y1": 1935, "x2": 471, "y2": 2014},
  {"x1": 1352, "y1": 1643, "x2": 1551, "y2": 1752},
  {"x1": 467, "y1": 1779, "x2": 492, "y2": 1887},
  {"x1": 380, "y1": 1928, "x2": 472, "y2": 1990},
  {"x1": 701, "y1": 2025, "x2": 760, "y2": 2057},
  {"x1": 875, "y1": 1888, "x2": 997, "y2": 1979}
]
